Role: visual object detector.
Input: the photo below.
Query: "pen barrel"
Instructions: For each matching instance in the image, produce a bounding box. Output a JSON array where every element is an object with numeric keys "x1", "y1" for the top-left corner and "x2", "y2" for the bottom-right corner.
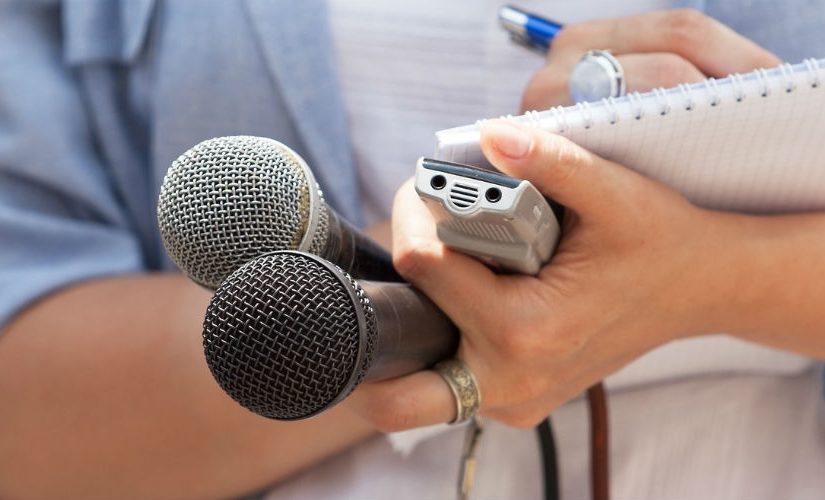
[
  {"x1": 498, "y1": 6, "x2": 563, "y2": 51},
  {"x1": 525, "y1": 16, "x2": 562, "y2": 50}
]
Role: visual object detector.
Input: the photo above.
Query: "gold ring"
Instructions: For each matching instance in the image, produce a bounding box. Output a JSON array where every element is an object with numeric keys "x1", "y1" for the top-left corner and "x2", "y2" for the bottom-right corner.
[{"x1": 434, "y1": 359, "x2": 481, "y2": 424}]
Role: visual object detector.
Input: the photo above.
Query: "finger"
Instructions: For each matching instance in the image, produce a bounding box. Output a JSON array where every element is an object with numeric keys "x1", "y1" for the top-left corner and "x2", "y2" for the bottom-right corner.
[
  {"x1": 520, "y1": 62, "x2": 571, "y2": 112},
  {"x1": 522, "y1": 52, "x2": 706, "y2": 111},
  {"x1": 479, "y1": 119, "x2": 632, "y2": 217},
  {"x1": 345, "y1": 370, "x2": 457, "y2": 432},
  {"x1": 391, "y1": 179, "x2": 501, "y2": 333},
  {"x1": 550, "y1": 9, "x2": 780, "y2": 76},
  {"x1": 618, "y1": 52, "x2": 706, "y2": 94}
]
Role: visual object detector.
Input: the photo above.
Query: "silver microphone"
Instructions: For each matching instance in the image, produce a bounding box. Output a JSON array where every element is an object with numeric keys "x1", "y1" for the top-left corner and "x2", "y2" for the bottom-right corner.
[{"x1": 157, "y1": 136, "x2": 400, "y2": 288}]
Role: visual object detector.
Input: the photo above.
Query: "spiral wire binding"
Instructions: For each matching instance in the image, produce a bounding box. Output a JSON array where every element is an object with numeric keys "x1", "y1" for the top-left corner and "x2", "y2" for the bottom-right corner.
[
  {"x1": 779, "y1": 62, "x2": 797, "y2": 93},
  {"x1": 550, "y1": 106, "x2": 568, "y2": 133},
  {"x1": 577, "y1": 101, "x2": 595, "y2": 129},
  {"x1": 728, "y1": 73, "x2": 744, "y2": 102},
  {"x1": 527, "y1": 109, "x2": 542, "y2": 128},
  {"x1": 677, "y1": 83, "x2": 694, "y2": 110},
  {"x1": 704, "y1": 77, "x2": 721, "y2": 107},
  {"x1": 757, "y1": 68, "x2": 771, "y2": 97},
  {"x1": 603, "y1": 97, "x2": 619, "y2": 124},
  {"x1": 804, "y1": 58, "x2": 821, "y2": 87},
  {"x1": 499, "y1": 59, "x2": 823, "y2": 142},
  {"x1": 628, "y1": 92, "x2": 644, "y2": 120},
  {"x1": 652, "y1": 87, "x2": 670, "y2": 116}
]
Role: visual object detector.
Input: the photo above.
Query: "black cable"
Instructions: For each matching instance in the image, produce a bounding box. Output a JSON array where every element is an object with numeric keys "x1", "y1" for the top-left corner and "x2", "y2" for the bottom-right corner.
[{"x1": 536, "y1": 416, "x2": 560, "y2": 500}]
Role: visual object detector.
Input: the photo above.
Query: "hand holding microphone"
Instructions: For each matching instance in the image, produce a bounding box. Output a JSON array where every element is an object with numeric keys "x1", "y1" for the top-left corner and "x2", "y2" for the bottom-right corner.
[
  {"x1": 187, "y1": 123, "x2": 681, "y2": 434},
  {"x1": 157, "y1": 135, "x2": 463, "y2": 426},
  {"x1": 384, "y1": 119, "x2": 725, "y2": 430},
  {"x1": 180, "y1": 122, "x2": 691, "y2": 433}
]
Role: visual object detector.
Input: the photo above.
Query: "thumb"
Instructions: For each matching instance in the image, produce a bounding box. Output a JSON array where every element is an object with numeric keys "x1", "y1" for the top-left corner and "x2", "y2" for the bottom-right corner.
[{"x1": 479, "y1": 119, "x2": 629, "y2": 217}]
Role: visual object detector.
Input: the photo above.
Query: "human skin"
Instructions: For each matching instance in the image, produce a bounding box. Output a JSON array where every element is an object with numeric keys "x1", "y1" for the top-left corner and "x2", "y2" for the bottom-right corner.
[
  {"x1": 358, "y1": 120, "x2": 825, "y2": 430},
  {"x1": 345, "y1": 9, "x2": 825, "y2": 430},
  {"x1": 519, "y1": 9, "x2": 780, "y2": 110},
  {"x1": 0, "y1": 273, "x2": 376, "y2": 499},
  {"x1": 1, "y1": 8, "x2": 818, "y2": 499}
]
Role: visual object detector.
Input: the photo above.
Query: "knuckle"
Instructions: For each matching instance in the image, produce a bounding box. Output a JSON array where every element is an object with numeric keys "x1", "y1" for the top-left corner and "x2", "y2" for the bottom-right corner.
[
  {"x1": 664, "y1": 9, "x2": 708, "y2": 47},
  {"x1": 552, "y1": 22, "x2": 602, "y2": 53},
  {"x1": 494, "y1": 325, "x2": 544, "y2": 360},
  {"x1": 520, "y1": 75, "x2": 545, "y2": 113},
  {"x1": 521, "y1": 69, "x2": 568, "y2": 112},
  {"x1": 520, "y1": 92, "x2": 540, "y2": 115},
  {"x1": 539, "y1": 136, "x2": 589, "y2": 186},
  {"x1": 555, "y1": 138, "x2": 589, "y2": 168},
  {"x1": 392, "y1": 239, "x2": 438, "y2": 282},
  {"x1": 647, "y1": 53, "x2": 696, "y2": 87},
  {"x1": 551, "y1": 24, "x2": 585, "y2": 51}
]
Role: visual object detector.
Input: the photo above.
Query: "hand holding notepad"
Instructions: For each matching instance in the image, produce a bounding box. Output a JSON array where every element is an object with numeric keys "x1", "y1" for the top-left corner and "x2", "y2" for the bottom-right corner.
[{"x1": 435, "y1": 58, "x2": 825, "y2": 214}]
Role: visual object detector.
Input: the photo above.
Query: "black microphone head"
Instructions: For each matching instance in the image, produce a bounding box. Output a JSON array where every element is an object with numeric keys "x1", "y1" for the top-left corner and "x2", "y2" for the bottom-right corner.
[
  {"x1": 157, "y1": 136, "x2": 329, "y2": 289},
  {"x1": 202, "y1": 251, "x2": 377, "y2": 420}
]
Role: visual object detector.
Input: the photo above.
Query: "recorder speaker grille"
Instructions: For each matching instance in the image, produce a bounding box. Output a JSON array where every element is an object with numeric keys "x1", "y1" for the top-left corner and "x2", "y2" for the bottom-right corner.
[{"x1": 449, "y1": 182, "x2": 479, "y2": 209}]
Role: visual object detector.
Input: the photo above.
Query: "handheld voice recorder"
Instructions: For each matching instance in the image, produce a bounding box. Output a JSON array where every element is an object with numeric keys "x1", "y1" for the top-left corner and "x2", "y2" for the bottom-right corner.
[{"x1": 415, "y1": 158, "x2": 562, "y2": 275}]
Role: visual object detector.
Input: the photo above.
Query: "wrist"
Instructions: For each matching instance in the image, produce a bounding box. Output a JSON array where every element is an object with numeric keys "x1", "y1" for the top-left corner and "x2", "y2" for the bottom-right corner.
[
  {"x1": 669, "y1": 209, "x2": 760, "y2": 339},
  {"x1": 677, "y1": 210, "x2": 822, "y2": 341}
]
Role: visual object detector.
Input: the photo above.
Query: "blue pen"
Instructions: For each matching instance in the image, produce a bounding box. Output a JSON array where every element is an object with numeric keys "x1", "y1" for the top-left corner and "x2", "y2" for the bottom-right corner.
[{"x1": 498, "y1": 5, "x2": 563, "y2": 52}]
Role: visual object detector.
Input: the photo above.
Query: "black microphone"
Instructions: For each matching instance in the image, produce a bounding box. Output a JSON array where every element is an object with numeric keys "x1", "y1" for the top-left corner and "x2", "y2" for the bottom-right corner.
[
  {"x1": 202, "y1": 251, "x2": 459, "y2": 420},
  {"x1": 157, "y1": 135, "x2": 401, "y2": 289}
]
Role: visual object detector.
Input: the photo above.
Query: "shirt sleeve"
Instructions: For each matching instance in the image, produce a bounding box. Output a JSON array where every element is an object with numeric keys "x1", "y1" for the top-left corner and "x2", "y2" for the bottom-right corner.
[{"x1": 0, "y1": 3, "x2": 144, "y2": 330}]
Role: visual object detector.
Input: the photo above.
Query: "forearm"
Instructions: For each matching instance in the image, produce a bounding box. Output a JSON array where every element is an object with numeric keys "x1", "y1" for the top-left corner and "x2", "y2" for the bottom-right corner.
[
  {"x1": 0, "y1": 274, "x2": 374, "y2": 499},
  {"x1": 695, "y1": 210, "x2": 825, "y2": 358}
]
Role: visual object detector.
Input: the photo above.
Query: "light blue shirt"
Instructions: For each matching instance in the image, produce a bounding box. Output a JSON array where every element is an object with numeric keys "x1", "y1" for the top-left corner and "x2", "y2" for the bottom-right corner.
[
  {"x1": 0, "y1": 0, "x2": 360, "y2": 328},
  {"x1": 1, "y1": 0, "x2": 824, "y2": 329},
  {"x1": 2, "y1": 1, "x2": 825, "y2": 498}
]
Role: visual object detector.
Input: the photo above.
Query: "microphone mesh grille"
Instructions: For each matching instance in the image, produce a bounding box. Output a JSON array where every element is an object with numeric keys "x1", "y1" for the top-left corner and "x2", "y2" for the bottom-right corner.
[
  {"x1": 203, "y1": 252, "x2": 375, "y2": 420},
  {"x1": 158, "y1": 136, "x2": 328, "y2": 289}
]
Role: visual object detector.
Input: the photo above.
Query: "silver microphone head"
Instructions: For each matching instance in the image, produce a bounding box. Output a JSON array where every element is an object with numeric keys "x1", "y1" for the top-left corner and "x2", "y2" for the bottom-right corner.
[
  {"x1": 202, "y1": 251, "x2": 377, "y2": 420},
  {"x1": 157, "y1": 136, "x2": 329, "y2": 289}
]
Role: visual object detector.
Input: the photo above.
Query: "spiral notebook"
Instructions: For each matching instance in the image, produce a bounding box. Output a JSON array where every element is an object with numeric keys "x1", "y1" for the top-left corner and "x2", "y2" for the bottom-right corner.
[{"x1": 434, "y1": 58, "x2": 825, "y2": 214}]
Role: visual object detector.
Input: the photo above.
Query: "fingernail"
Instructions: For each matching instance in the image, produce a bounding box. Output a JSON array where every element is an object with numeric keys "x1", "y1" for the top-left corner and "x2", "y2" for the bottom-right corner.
[{"x1": 483, "y1": 120, "x2": 532, "y2": 159}]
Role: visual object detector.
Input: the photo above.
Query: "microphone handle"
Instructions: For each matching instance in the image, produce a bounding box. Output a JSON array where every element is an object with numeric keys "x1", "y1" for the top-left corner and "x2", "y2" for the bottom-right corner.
[
  {"x1": 324, "y1": 210, "x2": 404, "y2": 282},
  {"x1": 360, "y1": 281, "x2": 460, "y2": 381}
]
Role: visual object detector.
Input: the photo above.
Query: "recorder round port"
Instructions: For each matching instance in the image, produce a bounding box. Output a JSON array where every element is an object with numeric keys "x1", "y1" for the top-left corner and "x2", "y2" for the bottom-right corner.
[
  {"x1": 485, "y1": 187, "x2": 502, "y2": 203},
  {"x1": 430, "y1": 175, "x2": 447, "y2": 190}
]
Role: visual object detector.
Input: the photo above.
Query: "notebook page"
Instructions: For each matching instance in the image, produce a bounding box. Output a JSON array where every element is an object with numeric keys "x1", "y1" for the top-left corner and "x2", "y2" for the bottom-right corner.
[{"x1": 435, "y1": 58, "x2": 825, "y2": 214}]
